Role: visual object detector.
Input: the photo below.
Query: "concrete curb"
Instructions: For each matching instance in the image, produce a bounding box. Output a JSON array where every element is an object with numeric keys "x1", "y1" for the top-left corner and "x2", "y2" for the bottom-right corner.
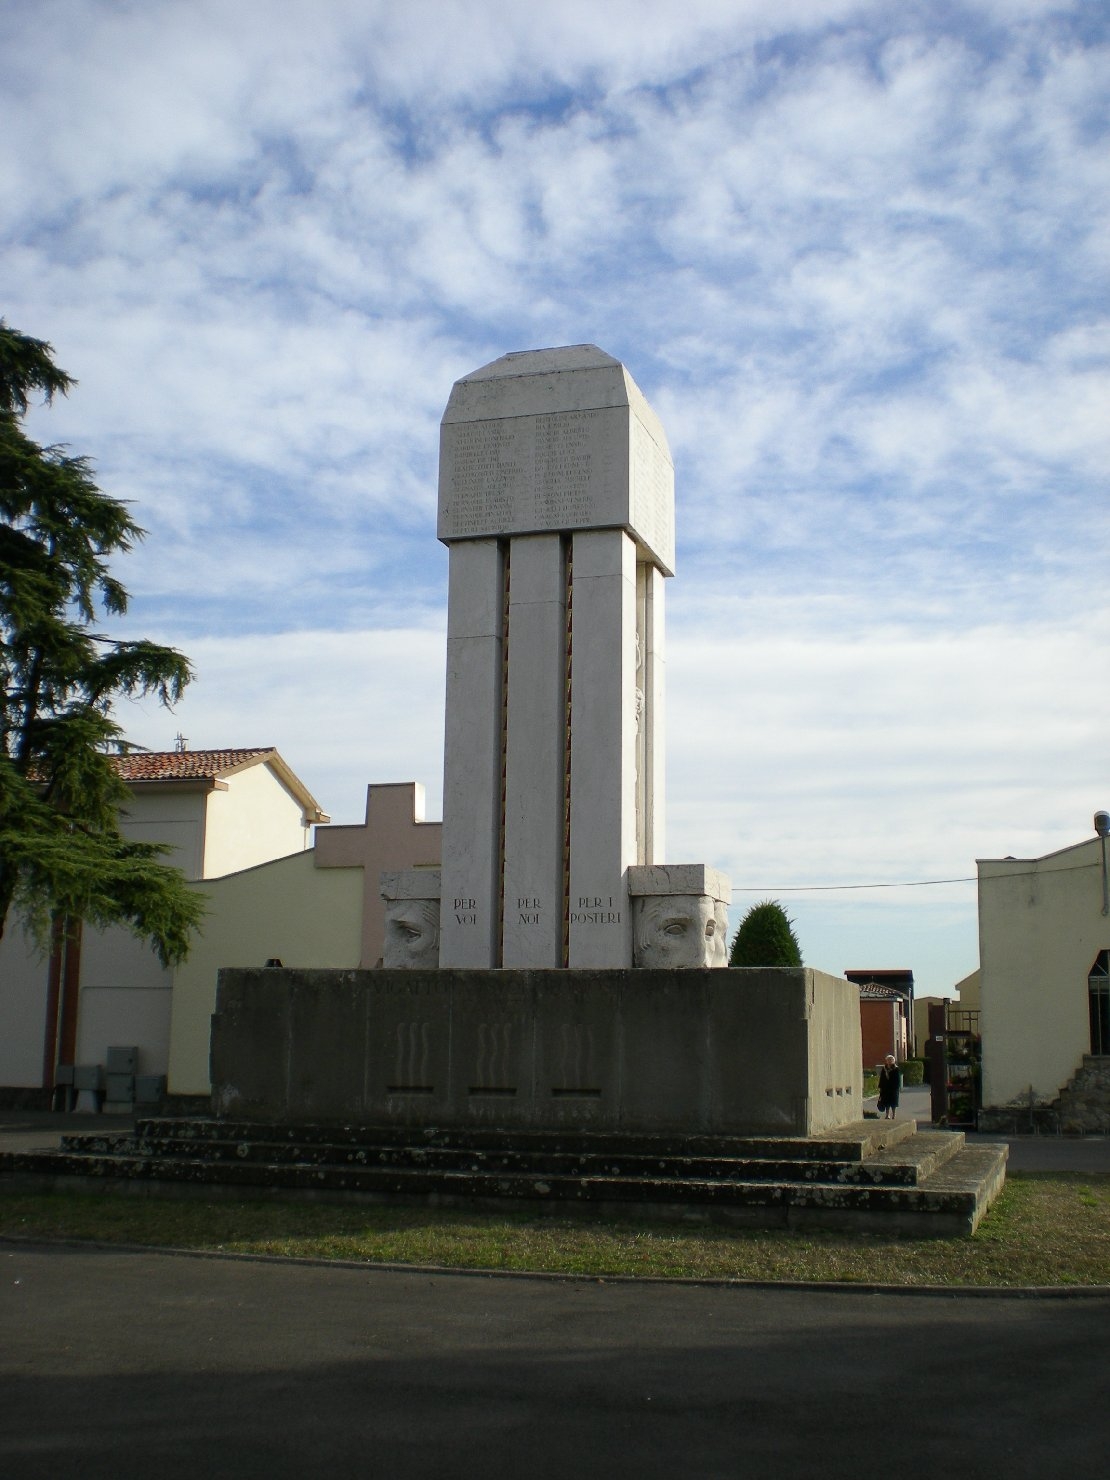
[{"x1": 3, "y1": 1233, "x2": 1108, "y2": 1298}]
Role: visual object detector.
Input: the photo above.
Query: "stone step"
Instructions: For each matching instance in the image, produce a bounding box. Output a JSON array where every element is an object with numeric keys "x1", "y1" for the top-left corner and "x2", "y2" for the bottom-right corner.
[
  {"x1": 848, "y1": 1129, "x2": 967, "y2": 1184},
  {"x1": 55, "y1": 1125, "x2": 961, "y2": 1188},
  {"x1": 85, "y1": 1116, "x2": 920, "y2": 1162},
  {"x1": 0, "y1": 1134, "x2": 1006, "y2": 1235}
]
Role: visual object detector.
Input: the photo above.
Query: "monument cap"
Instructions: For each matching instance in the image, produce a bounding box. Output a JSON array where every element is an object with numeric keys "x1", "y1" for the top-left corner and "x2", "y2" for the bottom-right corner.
[
  {"x1": 457, "y1": 343, "x2": 623, "y2": 382},
  {"x1": 438, "y1": 343, "x2": 675, "y2": 574}
]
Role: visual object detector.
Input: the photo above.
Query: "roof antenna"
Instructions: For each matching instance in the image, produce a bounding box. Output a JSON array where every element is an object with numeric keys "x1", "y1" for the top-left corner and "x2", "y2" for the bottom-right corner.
[{"x1": 174, "y1": 733, "x2": 188, "y2": 753}]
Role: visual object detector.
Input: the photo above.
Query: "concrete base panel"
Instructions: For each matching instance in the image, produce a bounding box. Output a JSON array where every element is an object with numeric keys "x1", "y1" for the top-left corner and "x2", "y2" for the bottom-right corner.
[{"x1": 209, "y1": 966, "x2": 863, "y2": 1137}]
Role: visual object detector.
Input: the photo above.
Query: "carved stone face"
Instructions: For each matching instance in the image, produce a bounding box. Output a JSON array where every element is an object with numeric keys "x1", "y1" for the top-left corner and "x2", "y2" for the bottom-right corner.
[
  {"x1": 633, "y1": 894, "x2": 722, "y2": 969},
  {"x1": 712, "y1": 900, "x2": 730, "y2": 968},
  {"x1": 383, "y1": 898, "x2": 440, "y2": 969}
]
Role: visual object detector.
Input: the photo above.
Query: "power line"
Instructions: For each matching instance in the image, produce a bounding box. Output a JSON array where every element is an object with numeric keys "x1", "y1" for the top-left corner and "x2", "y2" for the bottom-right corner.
[
  {"x1": 734, "y1": 857, "x2": 1103, "y2": 892},
  {"x1": 732, "y1": 877, "x2": 976, "y2": 893}
]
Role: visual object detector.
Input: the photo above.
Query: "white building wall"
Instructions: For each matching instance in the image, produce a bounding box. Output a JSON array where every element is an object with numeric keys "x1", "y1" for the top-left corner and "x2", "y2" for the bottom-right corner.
[
  {"x1": 202, "y1": 762, "x2": 313, "y2": 878},
  {"x1": 79, "y1": 921, "x2": 171, "y2": 994},
  {"x1": 36, "y1": 791, "x2": 201, "y2": 1082},
  {"x1": 116, "y1": 788, "x2": 207, "y2": 877},
  {"x1": 0, "y1": 924, "x2": 50, "y2": 1087},
  {"x1": 979, "y1": 838, "x2": 1110, "y2": 1107},
  {"x1": 75, "y1": 988, "x2": 173, "y2": 1078}
]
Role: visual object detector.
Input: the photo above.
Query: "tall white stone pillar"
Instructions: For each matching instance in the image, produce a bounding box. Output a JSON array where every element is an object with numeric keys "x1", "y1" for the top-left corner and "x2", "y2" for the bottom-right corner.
[{"x1": 436, "y1": 345, "x2": 675, "y2": 969}]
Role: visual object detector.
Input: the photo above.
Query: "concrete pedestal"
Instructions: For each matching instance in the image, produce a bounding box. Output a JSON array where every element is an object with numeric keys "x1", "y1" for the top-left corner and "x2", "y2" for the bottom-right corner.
[{"x1": 211, "y1": 966, "x2": 863, "y2": 1137}]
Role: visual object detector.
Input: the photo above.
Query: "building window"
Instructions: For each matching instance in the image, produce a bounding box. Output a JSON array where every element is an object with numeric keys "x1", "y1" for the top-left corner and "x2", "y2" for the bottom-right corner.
[{"x1": 1090, "y1": 951, "x2": 1110, "y2": 1056}]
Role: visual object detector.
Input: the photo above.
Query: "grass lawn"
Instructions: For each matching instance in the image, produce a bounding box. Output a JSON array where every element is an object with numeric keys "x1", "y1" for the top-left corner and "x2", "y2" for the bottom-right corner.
[{"x1": 1, "y1": 1172, "x2": 1108, "y2": 1286}]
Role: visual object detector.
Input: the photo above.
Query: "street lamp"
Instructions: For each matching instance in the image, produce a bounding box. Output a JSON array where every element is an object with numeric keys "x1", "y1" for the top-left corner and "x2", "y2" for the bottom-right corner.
[{"x1": 1095, "y1": 811, "x2": 1110, "y2": 917}]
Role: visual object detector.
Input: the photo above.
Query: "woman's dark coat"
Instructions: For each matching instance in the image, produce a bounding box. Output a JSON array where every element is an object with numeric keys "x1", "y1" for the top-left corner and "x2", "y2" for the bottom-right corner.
[{"x1": 877, "y1": 1063, "x2": 902, "y2": 1111}]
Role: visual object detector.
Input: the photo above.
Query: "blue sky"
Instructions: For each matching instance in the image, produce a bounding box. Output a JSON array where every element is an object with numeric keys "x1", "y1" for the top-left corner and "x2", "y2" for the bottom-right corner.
[{"x1": 3, "y1": 0, "x2": 1108, "y2": 995}]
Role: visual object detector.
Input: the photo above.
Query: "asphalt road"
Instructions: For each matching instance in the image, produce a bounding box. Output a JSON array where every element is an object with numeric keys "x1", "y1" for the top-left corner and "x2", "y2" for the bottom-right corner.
[{"x1": 3, "y1": 1242, "x2": 1108, "y2": 1480}]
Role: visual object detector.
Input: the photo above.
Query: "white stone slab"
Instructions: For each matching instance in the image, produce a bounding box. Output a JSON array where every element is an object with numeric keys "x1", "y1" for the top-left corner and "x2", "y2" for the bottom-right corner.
[
  {"x1": 567, "y1": 529, "x2": 637, "y2": 967},
  {"x1": 636, "y1": 561, "x2": 665, "y2": 865},
  {"x1": 380, "y1": 869, "x2": 442, "y2": 901},
  {"x1": 446, "y1": 536, "x2": 502, "y2": 636},
  {"x1": 439, "y1": 541, "x2": 503, "y2": 967},
  {"x1": 627, "y1": 864, "x2": 732, "y2": 904},
  {"x1": 502, "y1": 535, "x2": 566, "y2": 968}
]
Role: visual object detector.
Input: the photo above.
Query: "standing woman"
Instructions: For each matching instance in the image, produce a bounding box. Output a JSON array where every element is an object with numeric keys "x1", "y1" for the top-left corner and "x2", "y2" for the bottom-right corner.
[{"x1": 877, "y1": 1054, "x2": 902, "y2": 1121}]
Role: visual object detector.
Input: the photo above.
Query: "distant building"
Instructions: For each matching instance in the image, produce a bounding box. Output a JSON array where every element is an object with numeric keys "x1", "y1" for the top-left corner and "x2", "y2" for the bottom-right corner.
[
  {"x1": 914, "y1": 969, "x2": 980, "y2": 1060},
  {"x1": 845, "y1": 968, "x2": 913, "y2": 1067}
]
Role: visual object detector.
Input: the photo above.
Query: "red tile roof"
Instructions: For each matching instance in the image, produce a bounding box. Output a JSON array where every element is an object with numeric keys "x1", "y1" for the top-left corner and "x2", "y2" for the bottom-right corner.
[
  {"x1": 28, "y1": 748, "x2": 329, "y2": 823},
  {"x1": 112, "y1": 748, "x2": 275, "y2": 782},
  {"x1": 858, "y1": 982, "x2": 904, "y2": 1000}
]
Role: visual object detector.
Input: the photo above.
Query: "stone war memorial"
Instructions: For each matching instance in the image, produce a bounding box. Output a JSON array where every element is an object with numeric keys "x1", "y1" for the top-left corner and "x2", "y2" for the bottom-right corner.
[
  {"x1": 390, "y1": 344, "x2": 730, "y2": 973},
  {"x1": 211, "y1": 346, "x2": 863, "y2": 1138},
  {"x1": 6, "y1": 348, "x2": 1007, "y2": 1234}
]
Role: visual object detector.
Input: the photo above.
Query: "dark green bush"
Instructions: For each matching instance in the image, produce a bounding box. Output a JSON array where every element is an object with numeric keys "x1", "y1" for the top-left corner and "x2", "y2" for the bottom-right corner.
[
  {"x1": 901, "y1": 1058, "x2": 925, "y2": 1086},
  {"x1": 729, "y1": 900, "x2": 802, "y2": 968}
]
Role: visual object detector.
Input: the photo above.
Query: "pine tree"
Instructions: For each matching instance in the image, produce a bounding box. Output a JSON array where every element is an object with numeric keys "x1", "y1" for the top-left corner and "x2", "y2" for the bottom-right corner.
[
  {"x1": 728, "y1": 899, "x2": 803, "y2": 968},
  {"x1": 0, "y1": 321, "x2": 204, "y2": 964}
]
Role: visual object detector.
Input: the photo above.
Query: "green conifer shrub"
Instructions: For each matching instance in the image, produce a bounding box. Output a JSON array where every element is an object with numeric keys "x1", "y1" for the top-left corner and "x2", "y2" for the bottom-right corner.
[{"x1": 728, "y1": 899, "x2": 803, "y2": 968}]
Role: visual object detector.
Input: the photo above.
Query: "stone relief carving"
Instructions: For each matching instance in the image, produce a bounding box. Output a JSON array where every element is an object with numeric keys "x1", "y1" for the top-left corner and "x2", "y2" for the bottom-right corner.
[
  {"x1": 557, "y1": 1020, "x2": 595, "y2": 1088},
  {"x1": 474, "y1": 1022, "x2": 514, "y2": 1086},
  {"x1": 713, "y1": 900, "x2": 730, "y2": 968},
  {"x1": 382, "y1": 897, "x2": 441, "y2": 969},
  {"x1": 632, "y1": 893, "x2": 723, "y2": 969},
  {"x1": 393, "y1": 1020, "x2": 431, "y2": 1086}
]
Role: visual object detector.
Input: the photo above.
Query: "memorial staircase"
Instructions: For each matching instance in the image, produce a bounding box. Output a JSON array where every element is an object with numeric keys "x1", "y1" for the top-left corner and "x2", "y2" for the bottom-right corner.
[{"x1": 0, "y1": 1116, "x2": 1007, "y2": 1235}]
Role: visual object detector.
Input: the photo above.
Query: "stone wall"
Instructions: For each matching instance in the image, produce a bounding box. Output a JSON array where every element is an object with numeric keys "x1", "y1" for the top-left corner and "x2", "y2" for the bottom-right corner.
[
  {"x1": 976, "y1": 1101, "x2": 1060, "y2": 1136},
  {"x1": 979, "y1": 1055, "x2": 1110, "y2": 1135},
  {"x1": 210, "y1": 966, "x2": 862, "y2": 1137},
  {"x1": 1055, "y1": 1055, "x2": 1110, "y2": 1134}
]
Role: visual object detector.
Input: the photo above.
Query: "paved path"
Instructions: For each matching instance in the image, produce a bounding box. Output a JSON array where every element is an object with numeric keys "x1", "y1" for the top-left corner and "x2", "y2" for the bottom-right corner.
[
  {"x1": 2, "y1": 1242, "x2": 1108, "y2": 1480},
  {"x1": 865, "y1": 1083, "x2": 1110, "y2": 1171}
]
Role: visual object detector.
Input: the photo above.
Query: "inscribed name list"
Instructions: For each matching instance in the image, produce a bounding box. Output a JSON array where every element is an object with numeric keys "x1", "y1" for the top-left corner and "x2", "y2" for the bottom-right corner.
[{"x1": 439, "y1": 407, "x2": 674, "y2": 573}]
